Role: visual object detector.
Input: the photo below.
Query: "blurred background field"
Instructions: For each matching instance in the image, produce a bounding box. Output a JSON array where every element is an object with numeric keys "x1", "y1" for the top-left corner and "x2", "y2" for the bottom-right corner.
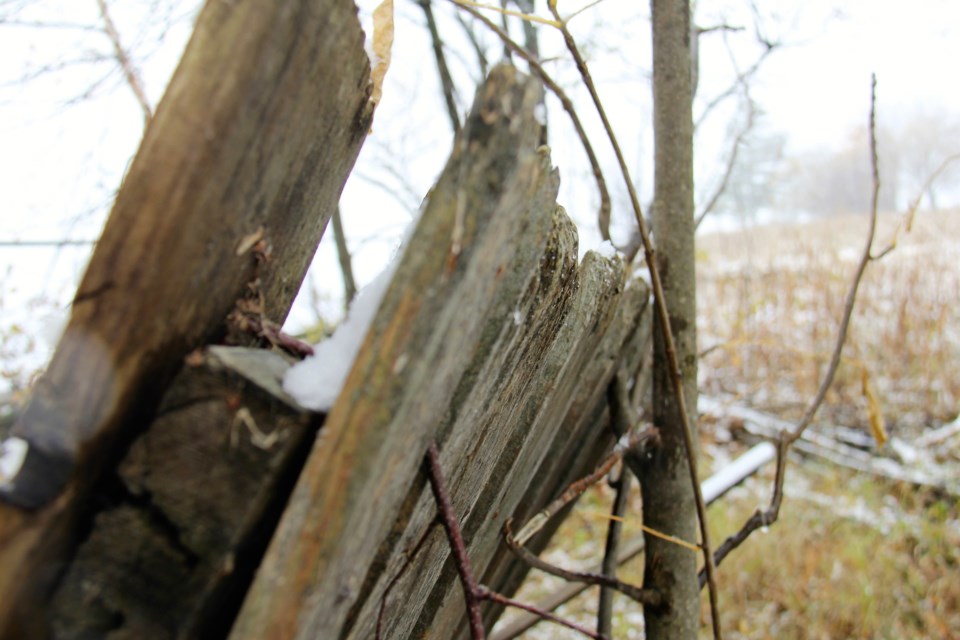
[{"x1": 495, "y1": 208, "x2": 960, "y2": 639}]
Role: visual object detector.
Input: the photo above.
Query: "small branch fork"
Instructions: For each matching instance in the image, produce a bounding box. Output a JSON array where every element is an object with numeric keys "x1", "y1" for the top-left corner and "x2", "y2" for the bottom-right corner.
[
  {"x1": 598, "y1": 465, "x2": 631, "y2": 637},
  {"x1": 501, "y1": 424, "x2": 663, "y2": 613},
  {"x1": 377, "y1": 443, "x2": 606, "y2": 640},
  {"x1": 701, "y1": 74, "x2": 887, "y2": 587}
]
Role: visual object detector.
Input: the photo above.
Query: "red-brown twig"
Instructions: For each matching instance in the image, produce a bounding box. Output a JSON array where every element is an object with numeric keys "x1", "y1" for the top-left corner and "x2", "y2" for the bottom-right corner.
[
  {"x1": 426, "y1": 442, "x2": 486, "y2": 638},
  {"x1": 702, "y1": 73, "x2": 885, "y2": 585},
  {"x1": 479, "y1": 587, "x2": 606, "y2": 639}
]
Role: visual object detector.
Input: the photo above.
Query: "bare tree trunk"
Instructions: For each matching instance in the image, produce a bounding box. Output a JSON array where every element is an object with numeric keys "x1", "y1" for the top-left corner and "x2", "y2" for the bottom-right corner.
[{"x1": 641, "y1": 0, "x2": 699, "y2": 638}]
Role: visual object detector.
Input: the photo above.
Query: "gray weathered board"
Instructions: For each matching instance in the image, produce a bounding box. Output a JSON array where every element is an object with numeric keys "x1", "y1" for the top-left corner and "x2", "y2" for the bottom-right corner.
[
  {"x1": 41, "y1": 66, "x2": 651, "y2": 638},
  {"x1": 229, "y1": 66, "x2": 652, "y2": 639}
]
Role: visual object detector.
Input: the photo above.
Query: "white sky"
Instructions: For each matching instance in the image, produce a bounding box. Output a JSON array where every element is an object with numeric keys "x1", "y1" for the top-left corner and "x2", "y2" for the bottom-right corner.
[{"x1": 1, "y1": 0, "x2": 959, "y2": 388}]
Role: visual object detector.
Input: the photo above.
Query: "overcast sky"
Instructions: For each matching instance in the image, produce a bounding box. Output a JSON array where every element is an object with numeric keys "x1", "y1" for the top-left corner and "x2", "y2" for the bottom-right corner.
[{"x1": 1, "y1": 0, "x2": 958, "y2": 388}]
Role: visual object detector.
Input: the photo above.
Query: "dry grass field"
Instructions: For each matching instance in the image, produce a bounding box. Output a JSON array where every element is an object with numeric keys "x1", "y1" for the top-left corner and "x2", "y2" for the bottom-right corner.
[{"x1": 495, "y1": 209, "x2": 960, "y2": 639}]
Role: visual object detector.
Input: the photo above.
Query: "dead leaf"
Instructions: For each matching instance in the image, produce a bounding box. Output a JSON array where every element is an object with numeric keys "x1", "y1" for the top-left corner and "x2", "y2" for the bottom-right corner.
[{"x1": 369, "y1": 0, "x2": 394, "y2": 106}]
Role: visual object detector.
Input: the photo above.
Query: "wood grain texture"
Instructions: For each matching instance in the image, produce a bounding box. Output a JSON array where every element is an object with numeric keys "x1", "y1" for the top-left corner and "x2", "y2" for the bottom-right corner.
[
  {"x1": 229, "y1": 64, "x2": 555, "y2": 640},
  {"x1": 0, "y1": 0, "x2": 372, "y2": 633},
  {"x1": 231, "y1": 66, "x2": 653, "y2": 639}
]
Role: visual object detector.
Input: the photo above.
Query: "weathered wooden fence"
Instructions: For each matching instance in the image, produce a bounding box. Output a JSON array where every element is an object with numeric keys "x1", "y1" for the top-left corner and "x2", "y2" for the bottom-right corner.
[{"x1": 0, "y1": 1, "x2": 653, "y2": 637}]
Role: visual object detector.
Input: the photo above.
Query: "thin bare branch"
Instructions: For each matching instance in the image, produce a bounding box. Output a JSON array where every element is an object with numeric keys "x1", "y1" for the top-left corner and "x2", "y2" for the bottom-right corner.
[
  {"x1": 448, "y1": 2, "x2": 612, "y2": 240},
  {"x1": 494, "y1": 441, "x2": 777, "y2": 639},
  {"x1": 96, "y1": 0, "x2": 152, "y2": 125},
  {"x1": 786, "y1": 76, "x2": 881, "y2": 447},
  {"x1": 480, "y1": 588, "x2": 606, "y2": 639},
  {"x1": 418, "y1": 443, "x2": 603, "y2": 639},
  {"x1": 694, "y1": 27, "x2": 777, "y2": 130},
  {"x1": 418, "y1": 0, "x2": 461, "y2": 134},
  {"x1": 695, "y1": 86, "x2": 756, "y2": 229},
  {"x1": 704, "y1": 74, "x2": 885, "y2": 585},
  {"x1": 511, "y1": 0, "x2": 540, "y2": 58},
  {"x1": 426, "y1": 442, "x2": 486, "y2": 638},
  {"x1": 546, "y1": 5, "x2": 722, "y2": 634},
  {"x1": 564, "y1": 0, "x2": 608, "y2": 23},
  {"x1": 452, "y1": 0, "x2": 561, "y2": 27},
  {"x1": 873, "y1": 152, "x2": 960, "y2": 258},
  {"x1": 504, "y1": 521, "x2": 662, "y2": 607},
  {"x1": 512, "y1": 424, "x2": 658, "y2": 546}
]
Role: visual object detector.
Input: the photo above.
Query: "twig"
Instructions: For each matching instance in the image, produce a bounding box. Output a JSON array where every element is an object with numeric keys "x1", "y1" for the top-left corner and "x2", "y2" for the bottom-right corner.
[
  {"x1": 331, "y1": 207, "x2": 358, "y2": 308},
  {"x1": 454, "y1": 11, "x2": 490, "y2": 77},
  {"x1": 95, "y1": 0, "x2": 152, "y2": 125},
  {"x1": 512, "y1": 0, "x2": 540, "y2": 58},
  {"x1": 452, "y1": 0, "x2": 561, "y2": 27},
  {"x1": 418, "y1": 0, "x2": 462, "y2": 134},
  {"x1": 504, "y1": 521, "x2": 662, "y2": 607},
  {"x1": 597, "y1": 466, "x2": 631, "y2": 637},
  {"x1": 512, "y1": 424, "x2": 658, "y2": 546},
  {"x1": 693, "y1": 24, "x2": 777, "y2": 130},
  {"x1": 426, "y1": 443, "x2": 486, "y2": 638},
  {"x1": 695, "y1": 93, "x2": 755, "y2": 229},
  {"x1": 480, "y1": 587, "x2": 607, "y2": 639},
  {"x1": 787, "y1": 75, "x2": 881, "y2": 448},
  {"x1": 563, "y1": 0, "x2": 608, "y2": 23},
  {"x1": 704, "y1": 74, "x2": 885, "y2": 584},
  {"x1": 872, "y1": 152, "x2": 960, "y2": 259},
  {"x1": 547, "y1": 4, "x2": 722, "y2": 635},
  {"x1": 418, "y1": 443, "x2": 604, "y2": 639},
  {"x1": 492, "y1": 442, "x2": 777, "y2": 640},
  {"x1": 448, "y1": 2, "x2": 612, "y2": 240},
  {"x1": 498, "y1": 0, "x2": 510, "y2": 61}
]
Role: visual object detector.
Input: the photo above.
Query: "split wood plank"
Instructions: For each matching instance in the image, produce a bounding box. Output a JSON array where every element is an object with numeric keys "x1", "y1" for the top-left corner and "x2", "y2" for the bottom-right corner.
[
  {"x1": 231, "y1": 65, "x2": 653, "y2": 639},
  {"x1": 0, "y1": 0, "x2": 373, "y2": 634}
]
